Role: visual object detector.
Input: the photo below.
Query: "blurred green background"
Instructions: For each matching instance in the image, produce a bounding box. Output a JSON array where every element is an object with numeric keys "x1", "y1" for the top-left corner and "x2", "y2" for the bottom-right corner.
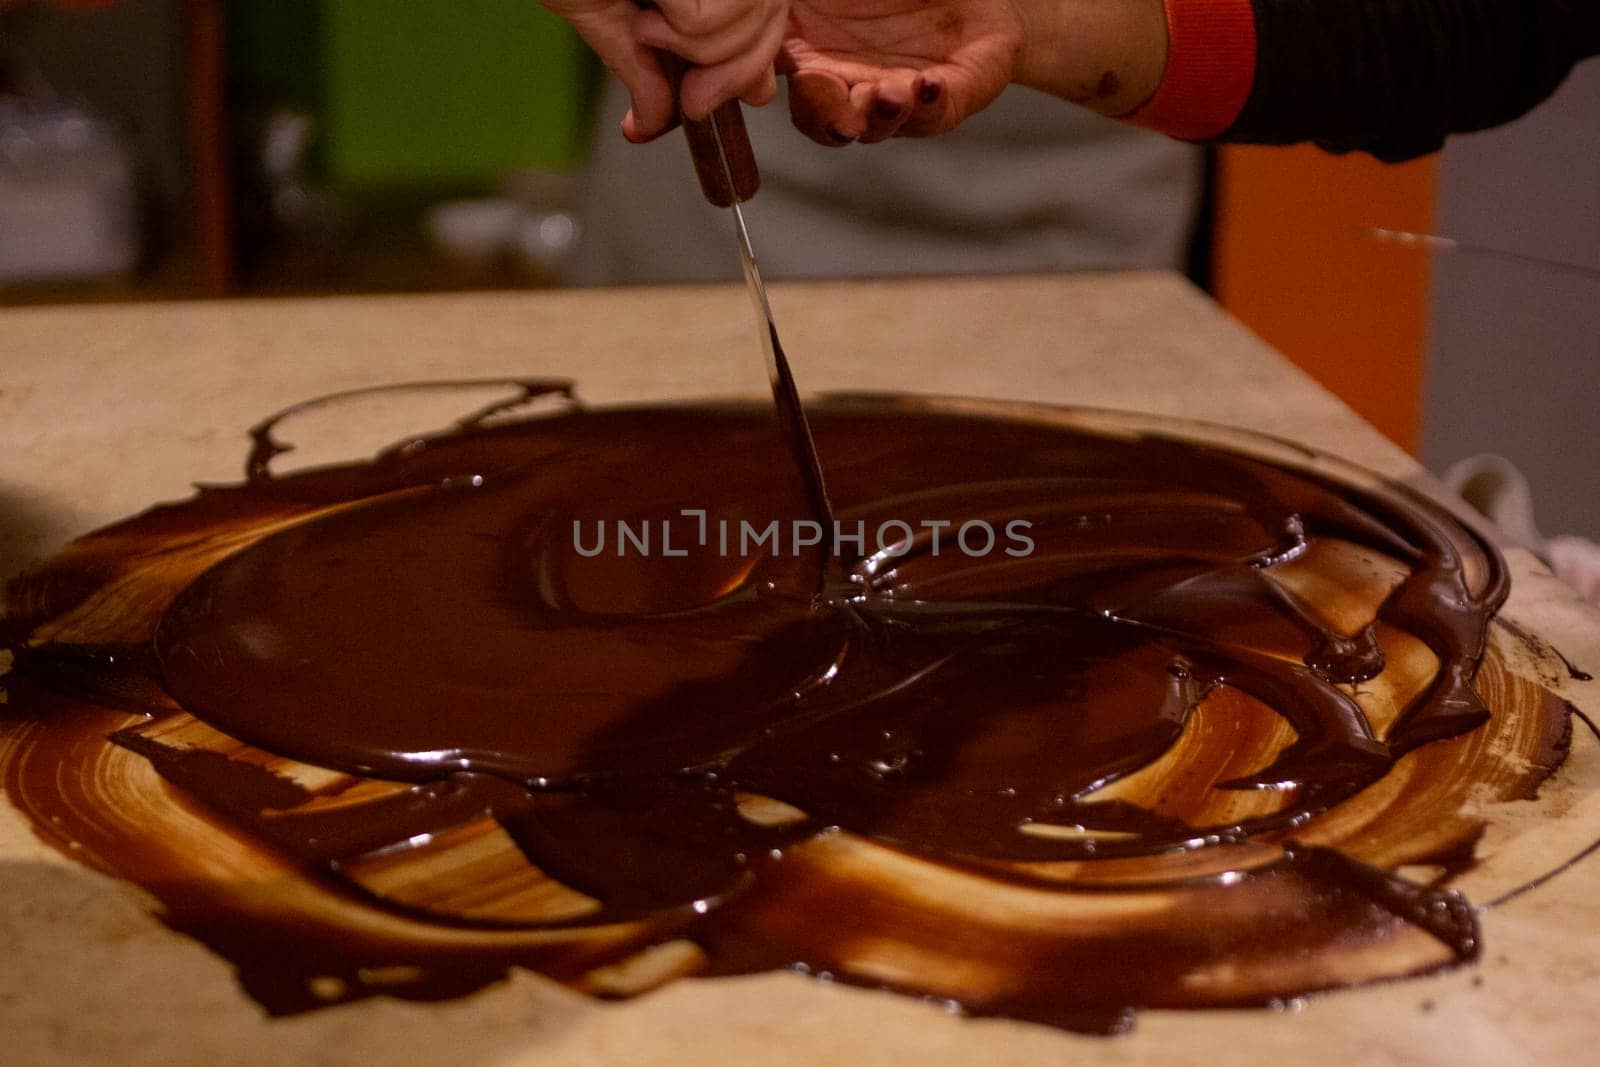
[{"x1": 231, "y1": 0, "x2": 596, "y2": 189}]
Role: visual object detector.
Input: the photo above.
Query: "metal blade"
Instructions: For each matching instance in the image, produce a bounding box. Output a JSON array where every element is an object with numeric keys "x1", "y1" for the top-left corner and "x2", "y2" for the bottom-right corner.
[
  {"x1": 1366, "y1": 226, "x2": 1600, "y2": 279},
  {"x1": 707, "y1": 114, "x2": 836, "y2": 552}
]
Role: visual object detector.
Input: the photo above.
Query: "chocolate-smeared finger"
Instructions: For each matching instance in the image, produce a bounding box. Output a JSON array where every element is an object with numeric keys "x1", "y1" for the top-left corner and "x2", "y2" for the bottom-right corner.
[
  {"x1": 898, "y1": 74, "x2": 960, "y2": 138},
  {"x1": 876, "y1": 69, "x2": 921, "y2": 113},
  {"x1": 859, "y1": 71, "x2": 919, "y2": 144},
  {"x1": 858, "y1": 96, "x2": 906, "y2": 145},
  {"x1": 788, "y1": 68, "x2": 855, "y2": 147}
]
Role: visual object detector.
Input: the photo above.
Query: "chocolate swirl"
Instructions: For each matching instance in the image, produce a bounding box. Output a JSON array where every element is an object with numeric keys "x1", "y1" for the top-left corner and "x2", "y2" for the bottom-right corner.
[{"x1": 0, "y1": 389, "x2": 1568, "y2": 1033}]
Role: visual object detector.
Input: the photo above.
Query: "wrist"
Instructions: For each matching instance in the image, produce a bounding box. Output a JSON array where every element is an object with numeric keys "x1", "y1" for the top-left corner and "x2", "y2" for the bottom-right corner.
[
  {"x1": 1013, "y1": 0, "x2": 1169, "y2": 118},
  {"x1": 1124, "y1": 0, "x2": 1258, "y2": 140}
]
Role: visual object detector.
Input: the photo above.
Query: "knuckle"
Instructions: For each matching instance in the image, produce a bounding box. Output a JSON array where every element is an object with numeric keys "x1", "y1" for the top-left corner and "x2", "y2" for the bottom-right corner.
[
  {"x1": 673, "y1": 3, "x2": 720, "y2": 36},
  {"x1": 678, "y1": 39, "x2": 726, "y2": 64}
]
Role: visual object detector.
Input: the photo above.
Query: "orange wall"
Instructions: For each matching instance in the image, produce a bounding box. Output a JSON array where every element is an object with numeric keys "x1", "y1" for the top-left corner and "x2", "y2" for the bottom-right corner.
[{"x1": 1212, "y1": 145, "x2": 1438, "y2": 452}]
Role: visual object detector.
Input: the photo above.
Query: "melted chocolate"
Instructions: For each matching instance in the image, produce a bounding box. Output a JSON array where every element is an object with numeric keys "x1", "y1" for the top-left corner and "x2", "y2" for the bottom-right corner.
[
  {"x1": 1554, "y1": 648, "x2": 1593, "y2": 683},
  {"x1": 1, "y1": 390, "x2": 1558, "y2": 1033}
]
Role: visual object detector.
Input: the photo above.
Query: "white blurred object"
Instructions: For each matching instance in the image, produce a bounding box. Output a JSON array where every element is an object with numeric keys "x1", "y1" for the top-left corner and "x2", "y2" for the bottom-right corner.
[
  {"x1": 508, "y1": 208, "x2": 579, "y2": 277},
  {"x1": 422, "y1": 199, "x2": 522, "y2": 270},
  {"x1": 1443, "y1": 454, "x2": 1600, "y2": 605},
  {"x1": 423, "y1": 196, "x2": 579, "y2": 279},
  {"x1": 0, "y1": 99, "x2": 138, "y2": 284}
]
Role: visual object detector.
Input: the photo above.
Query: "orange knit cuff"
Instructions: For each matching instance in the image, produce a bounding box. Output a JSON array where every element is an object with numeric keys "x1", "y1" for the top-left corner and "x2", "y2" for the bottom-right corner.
[{"x1": 1127, "y1": 0, "x2": 1258, "y2": 142}]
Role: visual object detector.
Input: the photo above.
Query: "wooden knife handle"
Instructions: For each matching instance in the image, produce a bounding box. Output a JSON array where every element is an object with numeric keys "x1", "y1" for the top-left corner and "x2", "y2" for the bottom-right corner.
[{"x1": 645, "y1": 32, "x2": 761, "y2": 206}]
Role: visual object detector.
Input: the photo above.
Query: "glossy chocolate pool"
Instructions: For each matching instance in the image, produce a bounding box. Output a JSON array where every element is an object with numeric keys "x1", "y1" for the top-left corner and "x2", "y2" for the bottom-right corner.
[{"x1": 0, "y1": 386, "x2": 1569, "y2": 1033}]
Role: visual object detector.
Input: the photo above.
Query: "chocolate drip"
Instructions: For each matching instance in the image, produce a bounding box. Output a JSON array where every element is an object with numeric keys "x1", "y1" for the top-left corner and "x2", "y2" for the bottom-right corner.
[
  {"x1": 1554, "y1": 648, "x2": 1593, "y2": 683},
  {"x1": 1282, "y1": 843, "x2": 1479, "y2": 959},
  {"x1": 2, "y1": 395, "x2": 1544, "y2": 1034}
]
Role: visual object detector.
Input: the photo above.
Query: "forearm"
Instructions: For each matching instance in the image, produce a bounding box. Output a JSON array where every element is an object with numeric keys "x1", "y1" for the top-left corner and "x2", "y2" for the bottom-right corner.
[
  {"x1": 1229, "y1": 0, "x2": 1600, "y2": 161},
  {"x1": 1013, "y1": 0, "x2": 1170, "y2": 119},
  {"x1": 1019, "y1": 0, "x2": 1599, "y2": 161}
]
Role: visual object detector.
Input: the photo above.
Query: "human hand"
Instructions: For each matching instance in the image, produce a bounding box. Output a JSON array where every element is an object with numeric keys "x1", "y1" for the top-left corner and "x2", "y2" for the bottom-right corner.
[
  {"x1": 778, "y1": 0, "x2": 1168, "y2": 145},
  {"x1": 776, "y1": 0, "x2": 1027, "y2": 145},
  {"x1": 545, "y1": 0, "x2": 1168, "y2": 146},
  {"x1": 542, "y1": 0, "x2": 785, "y2": 143}
]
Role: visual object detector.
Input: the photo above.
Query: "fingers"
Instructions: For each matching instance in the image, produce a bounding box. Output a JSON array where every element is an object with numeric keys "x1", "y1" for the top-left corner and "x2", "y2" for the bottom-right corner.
[
  {"x1": 787, "y1": 66, "x2": 959, "y2": 147},
  {"x1": 677, "y1": 11, "x2": 787, "y2": 118},
  {"x1": 857, "y1": 70, "x2": 919, "y2": 144},
  {"x1": 634, "y1": 2, "x2": 770, "y2": 68},
  {"x1": 621, "y1": 105, "x2": 680, "y2": 144},
  {"x1": 788, "y1": 69, "x2": 855, "y2": 146},
  {"x1": 545, "y1": 1, "x2": 682, "y2": 142},
  {"x1": 650, "y1": 0, "x2": 775, "y2": 42},
  {"x1": 547, "y1": 0, "x2": 780, "y2": 141},
  {"x1": 613, "y1": 0, "x2": 977, "y2": 146},
  {"x1": 740, "y1": 65, "x2": 779, "y2": 108},
  {"x1": 617, "y1": 42, "x2": 679, "y2": 142},
  {"x1": 895, "y1": 71, "x2": 958, "y2": 138}
]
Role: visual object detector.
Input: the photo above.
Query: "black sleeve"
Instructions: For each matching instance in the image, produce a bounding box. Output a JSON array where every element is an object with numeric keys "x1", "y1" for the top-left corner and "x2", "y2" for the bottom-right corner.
[{"x1": 1221, "y1": 0, "x2": 1600, "y2": 161}]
